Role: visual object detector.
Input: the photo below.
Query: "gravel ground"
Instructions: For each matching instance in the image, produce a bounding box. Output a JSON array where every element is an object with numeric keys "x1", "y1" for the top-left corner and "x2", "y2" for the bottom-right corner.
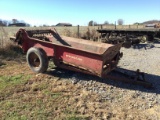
[
  {"x1": 67, "y1": 41, "x2": 160, "y2": 119},
  {"x1": 118, "y1": 42, "x2": 160, "y2": 89}
]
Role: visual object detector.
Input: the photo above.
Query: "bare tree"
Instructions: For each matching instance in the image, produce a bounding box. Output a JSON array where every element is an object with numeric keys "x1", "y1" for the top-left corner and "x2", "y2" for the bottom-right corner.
[
  {"x1": 104, "y1": 21, "x2": 109, "y2": 25},
  {"x1": 88, "y1": 20, "x2": 94, "y2": 26},
  {"x1": 43, "y1": 24, "x2": 49, "y2": 27},
  {"x1": 93, "y1": 21, "x2": 98, "y2": 26},
  {"x1": 0, "y1": 19, "x2": 8, "y2": 26},
  {"x1": 3, "y1": 20, "x2": 8, "y2": 26},
  {"x1": 0, "y1": 20, "x2": 3, "y2": 26},
  {"x1": 26, "y1": 23, "x2": 30, "y2": 27},
  {"x1": 117, "y1": 19, "x2": 124, "y2": 25},
  {"x1": 12, "y1": 19, "x2": 18, "y2": 24}
]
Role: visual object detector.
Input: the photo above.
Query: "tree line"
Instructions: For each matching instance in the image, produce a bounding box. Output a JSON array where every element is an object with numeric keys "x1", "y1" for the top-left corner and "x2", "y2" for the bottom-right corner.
[
  {"x1": 88, "y1": 19, "x2": 124, "y2": 26},
  {"x1": 0, "y1": 19, "x2": 30, "y2": 27},
  {"x1": 0, "y1": 18, "x2": 125, "y2": 27}
]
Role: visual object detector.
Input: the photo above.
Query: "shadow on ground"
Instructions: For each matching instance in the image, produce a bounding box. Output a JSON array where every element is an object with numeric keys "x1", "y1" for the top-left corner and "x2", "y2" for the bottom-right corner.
[
  {"x1": 46, "y1": 67, "x2": 160, "y2": 94},
  {"x1": 132, "y1": 43, "x2": 154, "y2": 49},
  {"x1": 154, "y1": 38, "x2": 160, "y2": 44},
  {"x1": 0, "y1": 60, "x2": 6, "y2": 66},
  {"x1": 132, "y1": 38, "x2": 160, "y2": 49}
]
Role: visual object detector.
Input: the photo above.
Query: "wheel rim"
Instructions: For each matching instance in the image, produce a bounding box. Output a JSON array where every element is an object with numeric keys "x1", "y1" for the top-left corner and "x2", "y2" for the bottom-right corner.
[
  {"x1": 29, "y1": 52, "x2": 40, "y2": 68},
  {"x1": 141, "y1": 35, "x2": 147, "y2": 43}
]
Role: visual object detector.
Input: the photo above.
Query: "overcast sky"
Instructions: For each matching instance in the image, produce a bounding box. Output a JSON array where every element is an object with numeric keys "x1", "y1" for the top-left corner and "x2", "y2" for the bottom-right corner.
[{"x1": 0, "y1": 0, "x2": 160, "y2": 26}]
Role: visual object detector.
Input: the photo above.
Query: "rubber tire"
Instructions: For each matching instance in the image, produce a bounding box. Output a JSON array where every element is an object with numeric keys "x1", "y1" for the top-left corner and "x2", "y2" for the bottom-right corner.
[
  {"x1": 26, "y1": 47, "x2": 48, "y2": 73},
  {"x1": 148, "y1": 35, "x2": 154, "y2": 41}
]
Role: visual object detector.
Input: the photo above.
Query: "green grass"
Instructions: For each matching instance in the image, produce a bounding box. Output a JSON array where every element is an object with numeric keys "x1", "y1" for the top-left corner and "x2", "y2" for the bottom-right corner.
[
  {"x1": 0, "y1": 73, "x2": 83, "y2": 119},
  {"x1": 0, "y1": 74, "x2": 32, "y2": 119},
  {"x1": 0, "y1": 61, "x2": 89, "y2": 119},
  {"x1": 31, "y1": 82, "x2": 49, "y2": 91},
  {"x1": 0, "y1": 74, "x2": 31, "y2": 100},
  {"x1": 67, "y1": 116, "x2": 89, "y2": 120},
  {"x1": 43, "y1": 89, "x2": 62, "y2": 98},
  {"x1": 0, "y1": 74, "x2": 30, "y2": 90}
]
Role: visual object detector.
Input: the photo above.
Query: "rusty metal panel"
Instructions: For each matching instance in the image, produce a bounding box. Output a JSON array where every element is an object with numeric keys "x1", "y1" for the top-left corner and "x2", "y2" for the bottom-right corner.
[
  {"x1": 12, "y1": 28, "x2": 122, "y2": 76},
  {"x1": 55, "y1": 46, "x2": 103, "y2": 76}
]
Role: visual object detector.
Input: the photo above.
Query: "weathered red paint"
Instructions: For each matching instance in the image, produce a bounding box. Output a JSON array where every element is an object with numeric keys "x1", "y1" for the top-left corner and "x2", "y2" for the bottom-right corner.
[{"x1": 14, "y1": 28, "x2": 122, "y2": 77}]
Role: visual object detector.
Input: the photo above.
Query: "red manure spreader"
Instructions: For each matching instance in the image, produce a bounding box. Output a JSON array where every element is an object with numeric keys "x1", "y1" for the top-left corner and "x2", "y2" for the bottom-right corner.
[{"x1": 10, "y1": 28, "x2": 152, "y2": 88}]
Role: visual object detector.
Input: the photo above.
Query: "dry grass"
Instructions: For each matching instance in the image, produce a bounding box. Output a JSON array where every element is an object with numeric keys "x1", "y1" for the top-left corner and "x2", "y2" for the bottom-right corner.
[
  {"x1": 0, "y1": 27, "x2": 9, "y2": 48},
  {"x1": 0, "y1": 61, "x2": 90, "y2": 120},
  {"x1": 59, "y1": 27, "x2": 100, "y2": 41},
  {"x1": 0, "y1": 42, "x2": 23, "y2": 59},
  {"x1": 81, "y1": 28, "x2": 99, "y2": 41},
  {"x1": 0, "y1": 27, "x2": 24, "y2": 59}
]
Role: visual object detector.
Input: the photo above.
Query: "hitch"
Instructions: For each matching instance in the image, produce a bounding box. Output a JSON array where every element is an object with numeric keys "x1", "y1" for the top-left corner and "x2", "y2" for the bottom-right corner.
[
  {"x1": 10, "y1": 36, "x2": 16, "y2": 41},
  {"x1": 104, "y1": 69, "x2": 152, "y2": 88}
]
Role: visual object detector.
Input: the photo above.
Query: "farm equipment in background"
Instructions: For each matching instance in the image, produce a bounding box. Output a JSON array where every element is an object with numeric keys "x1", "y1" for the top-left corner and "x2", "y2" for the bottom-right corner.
[
  {"x1": 97, "y1": 28, "x2": 160, "y2": 46},
  {"x1": 155, "y1": 23, "x2": 160, "y2": 28},
  {"x1": 145, "y1": 23, "x2": 160, "y2": 28},
  {"x1": 10, "y1": 28, "x2": 152, "y2": 88}
]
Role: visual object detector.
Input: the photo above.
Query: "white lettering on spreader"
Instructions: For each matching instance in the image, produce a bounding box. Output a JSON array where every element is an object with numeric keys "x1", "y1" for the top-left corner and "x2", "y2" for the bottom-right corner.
[{"x1": 66, "y1": 54, "x2": 83, "y2": 61}]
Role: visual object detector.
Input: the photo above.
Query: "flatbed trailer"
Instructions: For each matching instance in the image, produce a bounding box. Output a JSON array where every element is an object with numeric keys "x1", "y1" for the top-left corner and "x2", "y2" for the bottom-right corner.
[{"x1": 97, "y1": 28, "x2": 160, "y2": 45}]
